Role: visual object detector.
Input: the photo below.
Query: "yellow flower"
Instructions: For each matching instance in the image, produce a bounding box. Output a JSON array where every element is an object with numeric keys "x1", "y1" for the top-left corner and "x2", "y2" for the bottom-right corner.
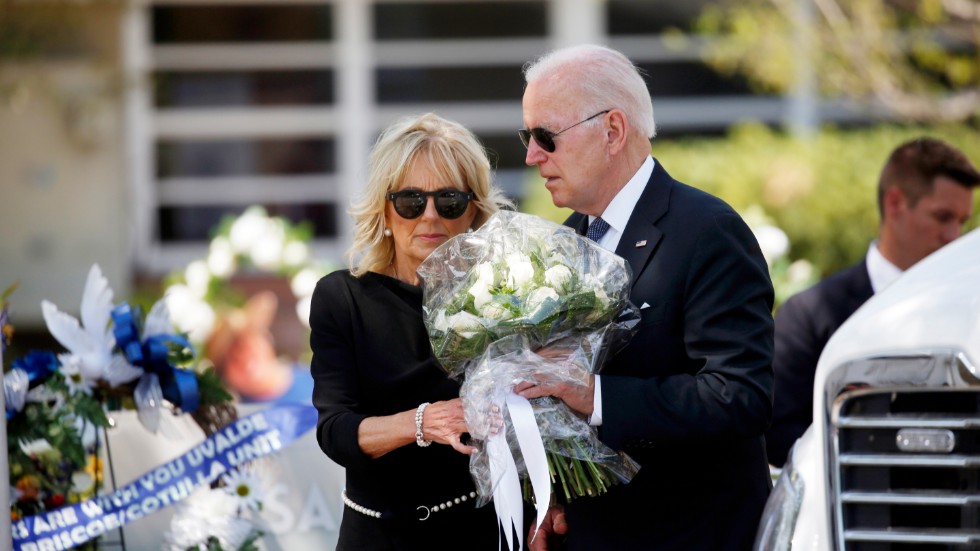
[{"x1": 84, "y1": 455, "x2": 103, "y2": 480}]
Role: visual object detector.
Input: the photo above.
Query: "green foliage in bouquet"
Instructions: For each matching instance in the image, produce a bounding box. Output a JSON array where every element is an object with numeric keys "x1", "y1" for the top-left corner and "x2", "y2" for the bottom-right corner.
[{"x1": 523, "y1": 395, "x2": 638, "y2": 504}]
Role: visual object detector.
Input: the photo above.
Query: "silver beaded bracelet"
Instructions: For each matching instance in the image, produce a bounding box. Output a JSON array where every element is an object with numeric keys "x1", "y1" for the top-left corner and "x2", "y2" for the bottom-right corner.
[{"x1": 415, "y1": 402, "x2": 432, "y2": 447}]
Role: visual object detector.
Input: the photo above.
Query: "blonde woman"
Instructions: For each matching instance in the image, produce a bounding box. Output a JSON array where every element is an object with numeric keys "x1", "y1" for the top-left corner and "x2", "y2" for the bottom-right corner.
[{"x1": 310, "y1": 113, "x2": 512, "y2": 550}]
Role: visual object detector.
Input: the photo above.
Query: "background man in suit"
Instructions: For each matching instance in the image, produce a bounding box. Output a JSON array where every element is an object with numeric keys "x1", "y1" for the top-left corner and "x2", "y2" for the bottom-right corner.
[
  {"x1": 514, "y1": 44, "x2": 775, "y2": 551},
  {"x1": 766, "y1": 137, "x2": 980, "y2": 467}
]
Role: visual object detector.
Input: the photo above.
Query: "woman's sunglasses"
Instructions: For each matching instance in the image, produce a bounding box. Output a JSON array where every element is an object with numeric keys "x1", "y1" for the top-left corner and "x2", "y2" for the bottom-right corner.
[
  {"x1": 387, "y1": 188, "x2": 474, "y2": 220},
  {"x1": 518, "y1": 110, "x2": 610, "y2": 153}
]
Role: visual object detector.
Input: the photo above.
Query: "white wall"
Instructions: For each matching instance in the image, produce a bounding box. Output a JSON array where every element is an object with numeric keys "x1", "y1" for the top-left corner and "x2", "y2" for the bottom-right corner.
[{"x1": 0, "y1": 60, "x2": 129, "y2": 326}]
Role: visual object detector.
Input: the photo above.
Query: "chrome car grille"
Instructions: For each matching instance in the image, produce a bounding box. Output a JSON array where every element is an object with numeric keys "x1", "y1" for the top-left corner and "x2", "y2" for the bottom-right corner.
[{"x1": 831, "y1": 386, "x2": 980, "y2": 550}]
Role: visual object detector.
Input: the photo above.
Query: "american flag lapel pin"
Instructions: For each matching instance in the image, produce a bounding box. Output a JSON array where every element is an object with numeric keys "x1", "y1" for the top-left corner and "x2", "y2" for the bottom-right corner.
[{"x1": 635, "y1": 240, "x2": 647, "y2": 248}]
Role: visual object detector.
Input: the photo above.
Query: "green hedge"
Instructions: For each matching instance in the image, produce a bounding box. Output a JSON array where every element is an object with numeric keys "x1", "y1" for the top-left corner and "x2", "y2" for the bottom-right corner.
[{"x1": 521, "y1": 123, "x2": 980, "y2": 281}]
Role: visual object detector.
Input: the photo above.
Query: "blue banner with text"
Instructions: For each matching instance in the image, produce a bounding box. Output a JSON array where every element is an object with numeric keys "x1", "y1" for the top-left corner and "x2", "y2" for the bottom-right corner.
[{"x1": 11, "y1": 404, "x2": 317, "y2": 551}]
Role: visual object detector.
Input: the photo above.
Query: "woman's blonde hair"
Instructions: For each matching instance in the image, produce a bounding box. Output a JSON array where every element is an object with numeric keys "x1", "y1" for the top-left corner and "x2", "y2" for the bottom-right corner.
[{"x1": 347, "y1": 113, "x2": 513, "y2": 276}]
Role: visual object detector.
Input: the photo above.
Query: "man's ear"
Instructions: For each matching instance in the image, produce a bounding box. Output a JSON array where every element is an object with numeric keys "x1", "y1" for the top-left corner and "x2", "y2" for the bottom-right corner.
[
  {"x1": 882, "y1": 186, "x2": 907, "y2": 219},
  {"x1": 605, "y1": 110, "x2": 629, "y2": 154}
]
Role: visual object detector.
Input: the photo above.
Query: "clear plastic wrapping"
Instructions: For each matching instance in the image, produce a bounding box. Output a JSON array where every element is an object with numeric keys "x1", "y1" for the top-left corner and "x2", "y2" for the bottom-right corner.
[
  {"x1": 460, "y1": 335, "x2": 640, "y2": 505},
  {"x1": 420, "y1": 211, "x2": 637, "y2": 378},
  {"x1": 419, "y1": 211, "x2": 641, "y2": 504}
]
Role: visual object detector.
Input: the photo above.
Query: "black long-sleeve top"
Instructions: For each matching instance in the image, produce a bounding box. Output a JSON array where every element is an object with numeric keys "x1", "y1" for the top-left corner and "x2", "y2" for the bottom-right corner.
[{"x1": 309, "y1": 270, "x2": 484, "y2": 516}]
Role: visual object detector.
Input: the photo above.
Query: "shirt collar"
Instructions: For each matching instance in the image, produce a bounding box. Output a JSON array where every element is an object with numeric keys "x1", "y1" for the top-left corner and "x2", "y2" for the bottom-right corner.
[
  {"x1": 590, "y1": 156, "x2": 654, "y2": 250},
  {"x1": 866, "y1": 240, "x2": 903, "y2": 293}
]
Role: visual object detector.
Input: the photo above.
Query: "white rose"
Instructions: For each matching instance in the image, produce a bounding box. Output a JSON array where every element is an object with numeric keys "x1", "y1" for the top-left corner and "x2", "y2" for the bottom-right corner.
[
  {"x1": 544, "y1": 265, "x2": 573, "y2": 291},
  {"x1": 480, "y1": 301, "x2": 514, "y2": 321},
  {"x1": 229, "y1": 208, "x2": 267, "y2": 253},
  {"x1": 469, "y1": 281, "x2": 493, "y2": 310},
  {"x1": 474, "y1": 262, "x2": 495, "y2": 286},
  {"x1": 506, "y1": 254, "x2": 535, "y2": 289},
  {"x1": 207, "y1": 236, "x2": 236, "y2": 278},
  {"x1": 250, "y1": 227, "x2": 285, "y2": 271},
  {"x1": 184, "y1": 260, "x2": 212, "y2": 299},
  {"x1": 448, "y1": 311, "x2": 484, "y2": 337},
  {"x1": 525, "y1": 286, "x2": 559, "y2": 314}
]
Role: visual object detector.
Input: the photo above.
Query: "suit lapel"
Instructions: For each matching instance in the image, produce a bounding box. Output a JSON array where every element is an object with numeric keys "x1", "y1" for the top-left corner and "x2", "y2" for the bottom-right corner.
[
  {"x1": 615, "y1": 160, "x2": 671, "y2": 288},
  {"x1": 562, "y1": 159, "x2": 672, "y2": 288},
  {"x1": 568, "y1": 212, "x2": 589, "y2": 237}
]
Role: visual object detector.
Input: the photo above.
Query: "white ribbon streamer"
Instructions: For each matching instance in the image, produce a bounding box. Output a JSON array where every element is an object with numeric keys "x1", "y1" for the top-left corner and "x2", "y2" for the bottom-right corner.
[
  {"x1": 486, "y1": 391, "x2": 552, "y2": 550},
  {"x1": 488, "y1": 412, "x2": 522, "y2": 551},
  {"x1": 506, "y1": 393, "x2": 550, "y2": 540}
]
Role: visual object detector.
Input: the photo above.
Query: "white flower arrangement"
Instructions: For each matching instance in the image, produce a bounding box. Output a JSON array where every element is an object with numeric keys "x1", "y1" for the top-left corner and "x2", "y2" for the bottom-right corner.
[
  {"x1": 419, "y1": 211, "x2": 641, "y2": 505},
  {"x1": 163, "y1": 477, "x2": 264, "y2": 551},
  {"x1": 421, "y1": 213, "x2": 626, "y2": 378},
  {"x1": 163, "y1": 206, "x2": 332, "y2": 346},
  {"x1": 3, "y1": 265, "x2": 234, "y2": 526}
]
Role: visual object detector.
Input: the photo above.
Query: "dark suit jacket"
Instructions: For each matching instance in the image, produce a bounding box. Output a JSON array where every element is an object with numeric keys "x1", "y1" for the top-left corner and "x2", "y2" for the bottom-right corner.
[
  {"x1": 766, "y1": 260, "x2": 873, "y2": 467},
  {"x1": 562, "y1": 159, "x2": 775, "y2": 551}
]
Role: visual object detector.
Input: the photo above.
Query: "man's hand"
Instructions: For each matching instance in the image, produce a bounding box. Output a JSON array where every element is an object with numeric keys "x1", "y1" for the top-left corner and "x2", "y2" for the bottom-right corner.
[
  {"x1": 514, "y1": 373, "x2": 595, "y2": 417},
  {"x1": 528, "y1": 505, "x2": 568, "y2": 551}
]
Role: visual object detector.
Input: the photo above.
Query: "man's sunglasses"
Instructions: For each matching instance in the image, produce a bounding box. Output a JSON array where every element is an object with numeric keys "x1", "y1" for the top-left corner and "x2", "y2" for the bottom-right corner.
[
  {"x1": 387, "y1": 189, "x2": 474, "y2": 220},
  {"x1": 518, "y1": 110, "x2": 610, "y2": 153}
]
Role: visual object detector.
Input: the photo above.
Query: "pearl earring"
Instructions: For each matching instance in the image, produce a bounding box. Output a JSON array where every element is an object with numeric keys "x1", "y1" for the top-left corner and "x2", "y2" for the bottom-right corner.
[{"x1": 383, "y1": 228, "x2": 392, "y2": 237}]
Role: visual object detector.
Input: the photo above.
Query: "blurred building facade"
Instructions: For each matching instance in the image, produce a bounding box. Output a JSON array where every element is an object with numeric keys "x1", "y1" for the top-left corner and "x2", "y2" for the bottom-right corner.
[{"x1": 1, "y1": 0, "x2": 859, "y2": 324}]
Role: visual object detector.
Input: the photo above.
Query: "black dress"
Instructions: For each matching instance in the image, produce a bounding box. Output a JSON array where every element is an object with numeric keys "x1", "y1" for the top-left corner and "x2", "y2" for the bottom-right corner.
[{"x1": 309, "y1": 270, "x2": 500, "y2": 551}]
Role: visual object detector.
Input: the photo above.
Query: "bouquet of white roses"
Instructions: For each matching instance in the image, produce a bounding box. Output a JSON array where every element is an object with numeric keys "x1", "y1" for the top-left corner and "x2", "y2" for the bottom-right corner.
[
  {"x1": 422, "y1": 211, "x2": 635, "y2": 379},
  {"x1": 419, "y1": 211, "x2": 640, "y2": 525}
]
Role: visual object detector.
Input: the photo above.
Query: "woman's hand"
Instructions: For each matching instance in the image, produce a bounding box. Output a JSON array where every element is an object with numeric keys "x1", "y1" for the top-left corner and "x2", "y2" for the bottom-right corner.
[{"x1": 420, "y1": 398, "x2": 478, "y2": 455}]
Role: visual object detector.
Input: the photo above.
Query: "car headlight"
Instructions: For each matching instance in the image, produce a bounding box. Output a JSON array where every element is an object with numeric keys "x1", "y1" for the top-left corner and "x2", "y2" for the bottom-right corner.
[{"x1": 754, "y1": 446, "x2": 805, "y2": 550}]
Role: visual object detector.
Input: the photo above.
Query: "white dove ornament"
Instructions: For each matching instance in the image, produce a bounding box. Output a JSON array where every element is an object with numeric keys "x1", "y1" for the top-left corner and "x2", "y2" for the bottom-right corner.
[{"x1": 41, "y1": 264, "x2": 142, "y2": 389}]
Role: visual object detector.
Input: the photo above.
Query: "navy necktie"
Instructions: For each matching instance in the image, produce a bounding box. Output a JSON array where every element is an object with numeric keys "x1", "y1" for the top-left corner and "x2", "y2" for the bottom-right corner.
[{"x1": 586, "y1": 217, "x2": 610, "y2": 242}]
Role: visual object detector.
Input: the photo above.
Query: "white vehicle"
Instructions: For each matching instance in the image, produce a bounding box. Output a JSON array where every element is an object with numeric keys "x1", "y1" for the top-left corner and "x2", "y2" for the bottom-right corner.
[{"x1": 755, "y1": 228, "x2": 980, "y2": 550}]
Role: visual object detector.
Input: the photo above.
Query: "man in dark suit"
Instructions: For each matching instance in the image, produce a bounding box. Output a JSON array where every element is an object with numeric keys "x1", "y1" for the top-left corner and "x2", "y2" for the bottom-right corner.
[
  {"x1": 514, "y1": 44, "x2": 775, "y2": 551},
  {"x1": 766, "y1": 137, "x2": 980, "y2": 467}
]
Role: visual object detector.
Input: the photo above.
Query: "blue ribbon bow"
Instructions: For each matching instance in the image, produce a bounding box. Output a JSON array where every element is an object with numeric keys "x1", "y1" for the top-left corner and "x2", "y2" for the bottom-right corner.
[{"x1": 111, "y1": 303, "x2": 199, "y2": 413}]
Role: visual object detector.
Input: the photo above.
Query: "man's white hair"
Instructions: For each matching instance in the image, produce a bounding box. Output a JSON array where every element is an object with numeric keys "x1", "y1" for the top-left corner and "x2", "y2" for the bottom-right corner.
[{"x1": 523, "y1": 44, "x2": 656, "y2": 139}]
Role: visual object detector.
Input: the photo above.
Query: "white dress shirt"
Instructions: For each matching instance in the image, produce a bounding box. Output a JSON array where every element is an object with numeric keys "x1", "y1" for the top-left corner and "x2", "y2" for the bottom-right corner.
[
  {"x1": 866, "y1": 240, "x2": 903, "y2": 294},
  {"x1": 587, "y1": 156, "x2": 654, "y2": 426}
]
